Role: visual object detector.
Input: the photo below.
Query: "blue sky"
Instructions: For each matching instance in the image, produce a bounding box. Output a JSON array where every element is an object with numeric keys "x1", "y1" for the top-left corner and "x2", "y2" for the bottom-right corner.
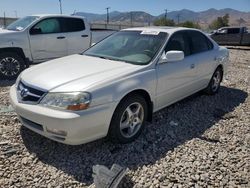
[{"x1": 1, "y1": 0, "x2": 249, "y2": 17}]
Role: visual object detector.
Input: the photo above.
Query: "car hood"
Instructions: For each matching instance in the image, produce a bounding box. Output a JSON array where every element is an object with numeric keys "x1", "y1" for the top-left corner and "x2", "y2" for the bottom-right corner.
[
  {"x1": 0, "y1": 29, "x2": 23, "y2": 45},
  {"x1": 0, "y1": 28, "x2": 17, "y2": 34},
  {"x1": 21, "y1": 54, "x2": 141, "y2": 92}
]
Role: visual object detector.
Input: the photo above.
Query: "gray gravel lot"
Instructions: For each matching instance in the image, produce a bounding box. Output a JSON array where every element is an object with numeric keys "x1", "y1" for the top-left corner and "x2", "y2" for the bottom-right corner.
[{"x1": 0, "y1": 49, "x2": 249, "y2": 188}]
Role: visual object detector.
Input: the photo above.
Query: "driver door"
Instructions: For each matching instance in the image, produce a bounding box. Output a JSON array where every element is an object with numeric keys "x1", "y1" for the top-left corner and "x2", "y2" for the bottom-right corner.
[
  {"x1": 155, "y1": 31, "x2": 197, "y2": 110},
  {"x1": 29, "y1": 17, "x2": 67, "y2": 62}
]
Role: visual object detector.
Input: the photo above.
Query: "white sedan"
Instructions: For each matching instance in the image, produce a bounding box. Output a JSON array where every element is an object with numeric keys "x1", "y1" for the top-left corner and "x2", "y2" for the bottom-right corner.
[{"x1": 10, "y1": 27, "x2": 229, "y2": 145}]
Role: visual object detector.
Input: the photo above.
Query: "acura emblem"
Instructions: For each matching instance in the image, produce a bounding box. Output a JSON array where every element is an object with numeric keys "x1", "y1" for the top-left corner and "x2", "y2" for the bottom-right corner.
[{"x1": 20, "y1": 88, "x2": 29, "y2": 98}]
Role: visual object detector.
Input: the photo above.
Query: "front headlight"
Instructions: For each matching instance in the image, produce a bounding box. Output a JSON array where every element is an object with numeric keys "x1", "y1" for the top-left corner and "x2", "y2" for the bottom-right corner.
[{"x1": 39, "y1": 92, "x2": 91, "y2": 111}]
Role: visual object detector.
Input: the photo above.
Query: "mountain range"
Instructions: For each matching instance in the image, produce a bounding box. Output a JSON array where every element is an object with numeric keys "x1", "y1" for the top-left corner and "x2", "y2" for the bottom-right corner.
[{"x1": 74, "y1": 8, "x2": 250, "y2": 28}]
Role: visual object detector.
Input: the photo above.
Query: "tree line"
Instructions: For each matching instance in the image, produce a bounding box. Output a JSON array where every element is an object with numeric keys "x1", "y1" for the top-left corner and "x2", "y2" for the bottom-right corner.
[{"x1": 153, "y1": 14, "x2": 230, "y2": 30}]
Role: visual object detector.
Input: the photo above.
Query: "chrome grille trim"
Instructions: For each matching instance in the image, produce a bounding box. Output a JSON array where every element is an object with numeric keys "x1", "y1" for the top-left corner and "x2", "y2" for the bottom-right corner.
[{"x1": 17, "y1": 80, "x2": 47, "y2": 104}]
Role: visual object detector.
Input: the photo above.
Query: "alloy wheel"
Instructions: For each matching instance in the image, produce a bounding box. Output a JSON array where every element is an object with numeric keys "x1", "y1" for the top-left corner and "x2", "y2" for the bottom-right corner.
[
  {"x1": 0, "y1": 57, "x2": 21, "y2": 77},
  {"x1": 120, "y1": 102, "x2": 144, "y2": 138},
  {"x1": 211, "y1": 70, "x2": 221, "y2": 92}
]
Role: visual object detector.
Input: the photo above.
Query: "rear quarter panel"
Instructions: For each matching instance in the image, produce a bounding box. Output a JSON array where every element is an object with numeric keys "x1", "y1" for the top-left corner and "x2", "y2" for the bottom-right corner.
[{"x1": 216, "y1": 46, "x2": 230, "y2": 78}]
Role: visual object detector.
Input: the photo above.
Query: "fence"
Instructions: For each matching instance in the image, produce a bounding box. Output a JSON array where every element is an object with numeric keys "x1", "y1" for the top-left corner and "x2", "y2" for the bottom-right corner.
[
  {"x1": 0, "y1": 17, "x2": 148, "y2": 31},
  {"x1": 0, "y1": 17, "x2": 17, "y2": 28},
  {"x1": 90, "y1": 23, "x2": 147, "y2": 30}
]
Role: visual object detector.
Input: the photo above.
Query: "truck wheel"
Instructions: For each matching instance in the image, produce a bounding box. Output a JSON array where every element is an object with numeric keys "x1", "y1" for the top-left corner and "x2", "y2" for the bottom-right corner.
[
  {"x1": 108, "y1": 95, "x2": 148, "y2": 143},
  {"x1": 0, "y1": 52, "x2": 25, "y2": 80}
]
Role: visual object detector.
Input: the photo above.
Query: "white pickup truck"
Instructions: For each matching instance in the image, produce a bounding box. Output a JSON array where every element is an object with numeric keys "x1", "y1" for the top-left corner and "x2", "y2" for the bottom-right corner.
[{"x1": 0, "y1": 14, "x2": 91, "y2": 79}]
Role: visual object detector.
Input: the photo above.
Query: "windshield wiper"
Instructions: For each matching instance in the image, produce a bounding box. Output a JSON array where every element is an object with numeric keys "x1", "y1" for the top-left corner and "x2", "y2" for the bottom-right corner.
[
  {"x1": 6, "y1": 28, "x2": 18, "y2": 31},
  {"x1": 84, "y1": 54, "x2": 131, "y2": 64},
  {"x1": 98, "y1": 56, "x2": 114, "y2": 60}
]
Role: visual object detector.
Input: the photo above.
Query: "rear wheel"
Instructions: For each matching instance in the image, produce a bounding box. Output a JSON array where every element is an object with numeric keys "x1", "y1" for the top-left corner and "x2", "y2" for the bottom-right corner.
[
  {"x1": 0, "y1": 52, "x2": 25, "y2": 80},
  {"x1": 108, "y1": 95, "x2": 148, "y2": 143},
  {"x1": 204, "y1": 67, "x2": 223, "y2": 95}
]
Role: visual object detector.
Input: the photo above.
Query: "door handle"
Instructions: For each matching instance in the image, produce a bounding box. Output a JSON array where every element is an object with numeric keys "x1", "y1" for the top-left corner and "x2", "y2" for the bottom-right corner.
[
  {"x1": 190, "y1": 64, "x2": 195, "y2": 69},
  {"x1": 81, "y1": 35, "x2": 89, "y2": 38},
  {"x1": 57, "y1": 36, "x2": 66, "y2": 39}
]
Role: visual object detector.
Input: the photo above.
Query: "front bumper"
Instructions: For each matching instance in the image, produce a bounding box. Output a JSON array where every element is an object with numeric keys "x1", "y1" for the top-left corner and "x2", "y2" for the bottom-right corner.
[{"x1": 10, "y1": 85, "x2": 117, "y2": 145}]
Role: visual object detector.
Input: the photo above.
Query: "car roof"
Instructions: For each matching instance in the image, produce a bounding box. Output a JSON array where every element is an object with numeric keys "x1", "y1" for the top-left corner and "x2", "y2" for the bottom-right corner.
[
  {"x1": 31, "y1": 14, "x2": 85, "y2": 20},
  {"x1": 219, "y1": 26, "x2": 244, "y2": 29},
  {"x1": 122, "y1": 26, "x2": 200, "y2": 34}
]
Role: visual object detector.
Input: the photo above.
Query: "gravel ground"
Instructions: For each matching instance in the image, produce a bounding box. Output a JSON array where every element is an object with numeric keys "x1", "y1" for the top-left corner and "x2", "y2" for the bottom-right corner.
[{"x1": 0, "y1": 49, "x2": 249, "y2": 188}]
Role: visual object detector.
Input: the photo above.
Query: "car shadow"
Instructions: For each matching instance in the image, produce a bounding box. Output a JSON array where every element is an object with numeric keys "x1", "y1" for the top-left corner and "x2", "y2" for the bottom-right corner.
[{"x1": 20, "y1": 86, "x2": 248, "y2": 186}]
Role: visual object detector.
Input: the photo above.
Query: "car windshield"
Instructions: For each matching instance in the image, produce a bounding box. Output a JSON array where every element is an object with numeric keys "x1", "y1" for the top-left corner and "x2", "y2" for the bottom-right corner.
[
  {"x1": 6, "y1": 16, "x2": 39, "y2": 31},
  {"x1": 84, "y1": 30, "x2": 168, "y2": 65}
]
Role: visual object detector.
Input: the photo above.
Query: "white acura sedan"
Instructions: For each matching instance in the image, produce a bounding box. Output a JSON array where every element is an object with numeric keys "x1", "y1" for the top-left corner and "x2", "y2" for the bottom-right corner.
[{"x1": 10, "y1": 27, "x2": 229, "y2": 145}]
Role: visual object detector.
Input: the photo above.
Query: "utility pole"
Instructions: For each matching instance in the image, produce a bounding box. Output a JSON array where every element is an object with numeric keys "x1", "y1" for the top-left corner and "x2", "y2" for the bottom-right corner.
[
  {"x1": 59, "y1": 0, "x2": 62, "y2": 14},
  {"x1": 148, "y1": 14, "x2": 151, "y2": 26},
  {"x1": 14, "y1": 10, "x2": 17, "y2": 18},
  {"x1": 3, "y1": 12, "x2": 6, "y2": 28},
  {"x1": 177, "y1": 14, "x2": 180, "y2": 24},
  {"x1": 130, "y1": 12, "x2": 133, "y2": 26},
  {"x1": 165, "y1": 9, "x2": 168, "y2": 19},
  {"x1": 106, "y1": 7, "x2": 110, "y2": 24}
]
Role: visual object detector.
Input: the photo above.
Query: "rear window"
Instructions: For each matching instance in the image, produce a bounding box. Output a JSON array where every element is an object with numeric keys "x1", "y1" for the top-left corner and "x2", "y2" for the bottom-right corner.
[
  {"x1": 227, "y1": 28, "x2": 240, "y2": 34},
  {"x1": 61, "y1": 18, "x2": 85, "y2": 32},
  {"x1": 207, "y1": 37, "x2": 214, "y2": 50},
  {"x1": 188, "y1": 31, "x2": 213, "y2": 54}
]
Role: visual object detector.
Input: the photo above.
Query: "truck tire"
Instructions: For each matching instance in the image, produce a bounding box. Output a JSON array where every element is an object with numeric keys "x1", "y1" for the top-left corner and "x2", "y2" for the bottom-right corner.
[{"x1": 0, "y1": 52, "x2": 25, "y2": 80}]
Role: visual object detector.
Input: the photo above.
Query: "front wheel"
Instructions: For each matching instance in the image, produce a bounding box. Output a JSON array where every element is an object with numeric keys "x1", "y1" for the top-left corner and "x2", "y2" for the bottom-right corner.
[
  {"x1": 204, "y1": 67, "x2": 223, "y2": 95},
  {"x1": 108, "y1": 95, "x2": 148, "y2": 143},
  {"x1": 0, "y1": 52, "x2": 25, "y2": 80}
]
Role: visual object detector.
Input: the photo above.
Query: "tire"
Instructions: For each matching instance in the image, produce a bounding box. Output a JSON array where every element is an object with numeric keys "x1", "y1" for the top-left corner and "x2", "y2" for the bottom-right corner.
[
  {"x1": 0, "y1": 52, "x2": 25, "y2": 80},
  {"x1": 108, "y1": 95, "x2": 148, "y2": 144},
  {"x1": 204, "y1": 67, "x2": 223, "y2": 95}
]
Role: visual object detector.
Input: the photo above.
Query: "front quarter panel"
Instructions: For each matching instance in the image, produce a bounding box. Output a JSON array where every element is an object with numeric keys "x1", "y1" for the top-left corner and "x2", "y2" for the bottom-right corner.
[
  {"x1": 0, "y1": 30, "x2": 32, "y2": 61},
  {"x1": 89, "y1": 68, "x2": 157, "y2": 109}
]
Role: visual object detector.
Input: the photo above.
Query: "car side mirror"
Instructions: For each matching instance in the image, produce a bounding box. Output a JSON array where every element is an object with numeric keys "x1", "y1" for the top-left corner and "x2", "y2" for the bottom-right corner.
[
  {"x1": 30, "y1": 28, "x2": 42, "y2": 35},
  {"x1": 159, "y1": 50, "x2": 184, "y2": 63}
]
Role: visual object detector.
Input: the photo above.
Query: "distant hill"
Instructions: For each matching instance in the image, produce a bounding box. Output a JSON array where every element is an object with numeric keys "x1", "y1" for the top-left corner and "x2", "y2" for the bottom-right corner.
[
  {"x1": 74, "y1": 8, "x2": 250, "y2": 28},
  {"x1": 74, "y1": 11, "x2": 154, "y2": 24},
  {"x1": 157, "y1": 9, "x2": 198, "y2": 23}
]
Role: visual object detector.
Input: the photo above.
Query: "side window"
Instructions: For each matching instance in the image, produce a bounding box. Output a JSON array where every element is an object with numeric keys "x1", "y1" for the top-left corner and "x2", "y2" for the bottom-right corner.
[
  {"x1": 31, "y1": 18, "x2": 61, "y2": 34},
  {"x1": 61, "y1": 18, "x2": 85, "y2": 32},
  {"x1": 188, "y1": 31, "x2": 210, "y2": 54},
  {"x1": 227, "y1": 28, "x2": 240, "y2": 34},
  {"x1": 165, "y1": 31, "x2": 191, "y2": 56}
]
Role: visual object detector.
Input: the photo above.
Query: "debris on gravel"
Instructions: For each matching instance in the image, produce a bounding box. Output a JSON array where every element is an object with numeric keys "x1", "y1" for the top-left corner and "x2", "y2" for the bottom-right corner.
[{"x1": 0, "y1": 49, "x2": 249, "y2": 187}]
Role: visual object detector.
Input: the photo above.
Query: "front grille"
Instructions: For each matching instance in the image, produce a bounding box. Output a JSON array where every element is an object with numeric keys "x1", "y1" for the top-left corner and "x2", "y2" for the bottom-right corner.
[{"x1": 17, "y1": 81, "x2": 46, "y2": 103}]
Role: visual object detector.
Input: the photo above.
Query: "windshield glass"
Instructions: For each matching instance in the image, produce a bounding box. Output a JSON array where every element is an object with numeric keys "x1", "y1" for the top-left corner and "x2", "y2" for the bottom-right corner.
[
  {"x1": 84, "y1": 30, "x2": 168, "y2": 65},
  {"x1": 7, "y1": 16, "x2": 39, "y2": 31}
]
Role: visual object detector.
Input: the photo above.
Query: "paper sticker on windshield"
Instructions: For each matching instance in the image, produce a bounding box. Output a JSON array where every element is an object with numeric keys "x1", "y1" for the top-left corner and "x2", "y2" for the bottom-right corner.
[{"x1": 140, "y1": 31, "x2": 160, "y2": 35}]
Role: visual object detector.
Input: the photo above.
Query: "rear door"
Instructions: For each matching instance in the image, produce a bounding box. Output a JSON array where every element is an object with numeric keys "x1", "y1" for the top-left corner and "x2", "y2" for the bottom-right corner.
[
  {"x1": 224, "y1": 28, "x2": 241, "y2": 45},
  {"x1": 29, "y1": 17, "x2": 68, "y2": 62},
  {"x1": 187, "y1": 30, "x2": 216, "y2": 89},
  {"x1": 60, "y1": 17, "x2": 91, "y2": 55}
]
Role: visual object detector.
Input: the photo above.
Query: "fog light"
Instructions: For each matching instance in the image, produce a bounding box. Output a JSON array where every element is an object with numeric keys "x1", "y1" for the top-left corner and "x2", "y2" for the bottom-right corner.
[{"x1": 46, "y1": 127, "x2": 67, "y2": 136}]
